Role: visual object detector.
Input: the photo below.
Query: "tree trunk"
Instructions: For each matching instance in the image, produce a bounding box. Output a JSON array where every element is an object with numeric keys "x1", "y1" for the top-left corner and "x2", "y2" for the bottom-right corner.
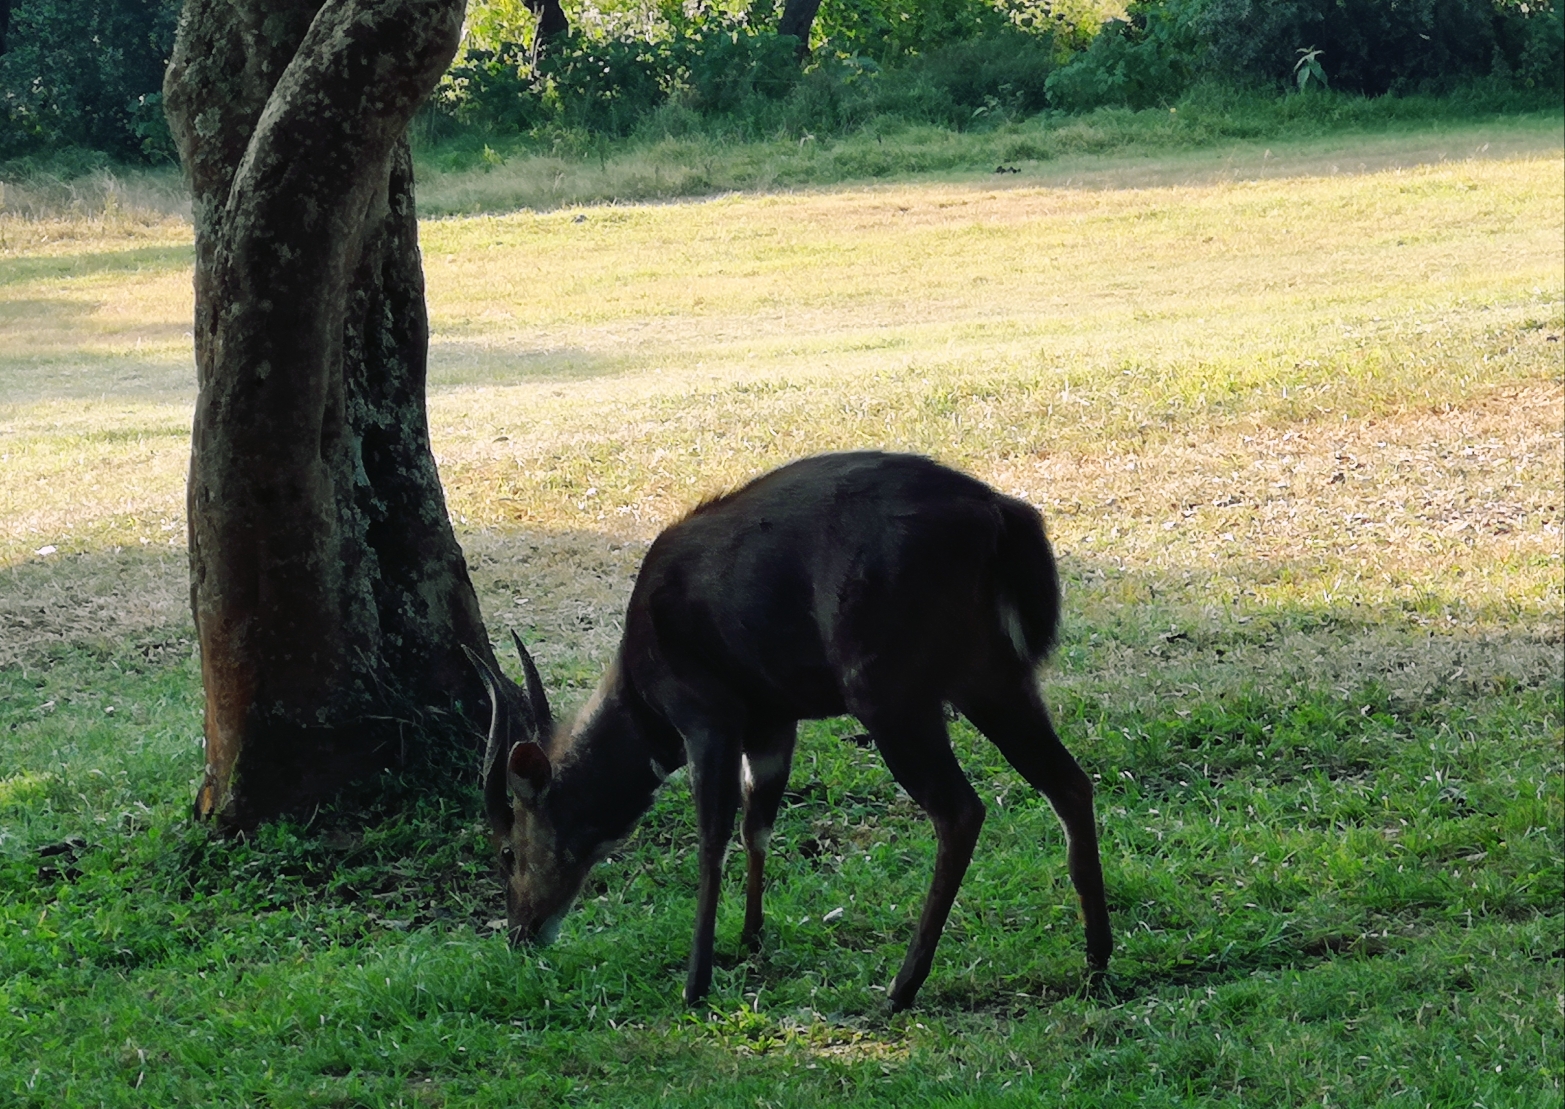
[
  {"x1": 779, "y1": 0, "x2": 823, "y2": 58},
  {"x1": 526, "y1": 0, "x2": 569, "y2": 43},
  {"x1": 164, "y1": 0, "x2": 499, "y2": 830}
]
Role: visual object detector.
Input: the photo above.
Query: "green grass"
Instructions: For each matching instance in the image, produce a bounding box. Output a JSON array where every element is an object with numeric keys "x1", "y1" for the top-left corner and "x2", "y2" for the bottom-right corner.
[
  {"x1": 1, "y1": 641, "x2": 1559, "y2": 1105},
  {"x1": 410, "y1": 87, "x2": 1564, "y2": 216},
  {"x1": 1, "y1": 120, "x2": 1562, "y2": 1105}
]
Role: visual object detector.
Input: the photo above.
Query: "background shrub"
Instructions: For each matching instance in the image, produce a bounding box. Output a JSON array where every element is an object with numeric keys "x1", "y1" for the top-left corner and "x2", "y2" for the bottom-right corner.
[
  {"x1": 890, "y1": 29, "x2": 1059, "y2": 119},
  {"x1": 1043, "y1": 0, "x2": 1562, "y2": 111},
  {"x1": 1197, "y1": 0, "x2": 1511, "y2": 95},
  {"x1": 1045, "y1": 1, "x2": 1200, "y2": 111},
  {"x1": 1491, "y1": 0, "x2": 1565, "y2": 91},
  {"x1": 0, "y1": 0, "x2": 1558, "y2": 169},
  {"x1": 438, "y1": 17, "x2": 1061, "y2": 141},
  {"x1": 814, "y1": 0, "x2": 1016, "y2": 62},
  {"x1": 0, "y1": 0, "x2": 179, "y2": 162},
  {"x1": 673, "y1": 25, "x2": 805, "y2": 115}
]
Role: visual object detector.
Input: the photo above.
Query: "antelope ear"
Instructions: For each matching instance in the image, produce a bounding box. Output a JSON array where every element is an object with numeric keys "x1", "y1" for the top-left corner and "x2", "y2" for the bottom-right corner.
[{"x1": 507, "y1": 741, "x2": 552, "y2": 802}]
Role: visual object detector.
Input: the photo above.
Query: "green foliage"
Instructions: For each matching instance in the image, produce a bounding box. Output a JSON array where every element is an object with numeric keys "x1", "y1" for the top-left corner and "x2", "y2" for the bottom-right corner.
[
  {"x1": 439, "y1": 19, "x2": 1062, "y2": 142},
  {"x1": 1493, "y1": 0, "x2": 1565, "y2": 90},
  {"x1": 813, "y1": 0, "x2": 1016, "y2": 62},
  {"x1": 0, "y1": 0, "x2": 179, "y2": 163},
  {"x1": 535, "y1": 31, "x2": 672, "y2": 135},
  {"x1": 1040, "y1": 0, "x2": 1565, "y2": 113},
  {"x1": 1293, "y1": 46, "x2": 1328, "y2": 92},
  {"x1": 1192, "y1": 0, "x2": 1565, "y2": 96},
  {"x1": 749, "y1": 30, "x2": 1059, "y2": 133},
  {"x1": 2, "y1": 631, "x2": 1560, "y2": 1104},
  {"x1": 1044, "y1": 1, "x2": 1202, "y2": 111},
  {"x1": 441, "y1": 13, "x2": 809, "y2": 139},
  {"x1": 884, "y1": 29, "x2": 1059, "y2": 119},
  {"x1": 4, "y1": 0, "x2": 1560, "y2": 168},
  {"x1": 676, "y1": 24, "x2": 806, "y2": 115}
]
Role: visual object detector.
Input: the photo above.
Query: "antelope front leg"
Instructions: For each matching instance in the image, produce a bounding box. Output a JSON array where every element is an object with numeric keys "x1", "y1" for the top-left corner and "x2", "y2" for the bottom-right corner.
[{"x1": 684, "y1": 731, "x2": 742, "y2": 1007}]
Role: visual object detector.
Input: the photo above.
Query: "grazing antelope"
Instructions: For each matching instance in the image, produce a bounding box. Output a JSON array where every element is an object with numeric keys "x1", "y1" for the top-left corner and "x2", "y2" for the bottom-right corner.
[{"x1": 470, "y1": 451, "x2": 1110, "y2": 1011}]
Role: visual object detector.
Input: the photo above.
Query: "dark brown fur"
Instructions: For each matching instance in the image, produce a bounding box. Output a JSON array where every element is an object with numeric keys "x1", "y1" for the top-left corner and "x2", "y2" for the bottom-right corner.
[{"x1": 470, "y1": 451, "x2": 1111, "y2": 1011}]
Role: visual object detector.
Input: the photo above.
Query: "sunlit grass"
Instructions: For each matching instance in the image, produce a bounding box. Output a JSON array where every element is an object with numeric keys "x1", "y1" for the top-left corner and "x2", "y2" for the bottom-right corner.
[
  {"x1": 411, "y1": 107, "x2": 1562, "y2": 217},
  {"x1": 3, "y1": 146, "x2": 1561, "y2": 673}
]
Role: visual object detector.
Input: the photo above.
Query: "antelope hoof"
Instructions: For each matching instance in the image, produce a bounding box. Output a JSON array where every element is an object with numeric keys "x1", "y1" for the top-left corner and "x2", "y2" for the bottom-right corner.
[
  {"x1": 1087, "y1": 938, "x2": 1112, "y2": 976},
  {"x1": 683, "y1": 974, "x2": 711, "y2": 1008},
  {"x1": 886, "y1": 978, "x2": 919, "y2": 1013},
  {"x1": 1081, "y1": 961, "x2": 1115, "y2": 1000}
]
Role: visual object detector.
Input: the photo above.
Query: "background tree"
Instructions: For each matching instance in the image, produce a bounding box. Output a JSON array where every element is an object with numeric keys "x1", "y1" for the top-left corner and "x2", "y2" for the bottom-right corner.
[
  {"x1": 163, "y1": 0, "x2": 511, "y2": 829},
  {"x1": 527, "y1": 0, "x2": 568, "y2": 43},
  {"x1": 778, "y1": 0, "x2": 823, "y2": 56}
]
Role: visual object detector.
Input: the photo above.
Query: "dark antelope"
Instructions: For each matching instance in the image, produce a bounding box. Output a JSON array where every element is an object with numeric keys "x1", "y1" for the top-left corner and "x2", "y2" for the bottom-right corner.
[{"x1": 470, "y1": 451, "x2": 1111, "y2": 1011}]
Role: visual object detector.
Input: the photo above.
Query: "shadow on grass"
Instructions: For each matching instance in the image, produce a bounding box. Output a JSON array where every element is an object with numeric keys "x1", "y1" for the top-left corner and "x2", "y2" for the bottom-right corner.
[
  {"x1": 0, "y1": 357, "x2": 195, "y2": 405},
  {"x1": 0, "y1": 296, "x2": 96, "y2": 325},
  {"x1": 0, "y1": 244, "x2": 193, "y2": 287},
  {"x1": 1, "y1": 545, "x2": 191, "y2": 669},
  {"x1": 428, "y1": 340, "x2": 631, "y2": 387},
  {"x1": 714, "y1": 916, "x2": 1405, "y2": 1023},
  {"x1": 6, "y1": 522, "x2": 1556, "y2": 710},
  {"x1": 163, "y1": 730, "x2": 504, "y2": 931}
]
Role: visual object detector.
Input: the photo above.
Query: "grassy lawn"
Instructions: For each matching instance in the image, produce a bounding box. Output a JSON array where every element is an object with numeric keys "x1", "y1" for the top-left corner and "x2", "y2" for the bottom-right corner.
[
  {"x1": 1, "y1": 120, "x2": 1561, "y2": 1105},
  {"x1": 409, "y1": 106, "x2": 1565, "y2": 218}
]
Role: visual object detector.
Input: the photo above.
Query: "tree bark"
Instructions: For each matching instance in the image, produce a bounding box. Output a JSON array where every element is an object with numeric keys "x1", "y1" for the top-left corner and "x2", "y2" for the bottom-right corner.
[
  {"x1": 164, "y1": 0, "x2": 500, "y2": 830},
  {"x1": 779, "y1": 0, "x2": 823, "y2": 58},
  {"x1": 525, "y1": 0, "x2": 569, "y2": 43}
]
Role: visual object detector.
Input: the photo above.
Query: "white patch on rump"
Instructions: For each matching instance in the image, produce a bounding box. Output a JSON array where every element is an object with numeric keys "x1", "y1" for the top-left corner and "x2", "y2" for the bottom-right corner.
[{"x1": 998, "y1": 597, "x2": 1028, "y2": 660}]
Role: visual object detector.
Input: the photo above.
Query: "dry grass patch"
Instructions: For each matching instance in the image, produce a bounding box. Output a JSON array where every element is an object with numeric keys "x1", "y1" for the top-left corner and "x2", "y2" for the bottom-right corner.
[
  {"x1": 0, "y1": 166, "x2": 188, "y2": 230},
  {"x1": 418, "y1": 153, "x2": 1560, "y2": 386},
  {"x1": 462, "y1": 384, "x2": 1564, "y2": 716},
  {"x1": 0, "y1": 405, "x2": 187, "y2": 568},
  {"x1": 1, "y1": 148, "x2": 1559, "y2": 691},
  {"x1": 1006, "y1": 382, "x2": 1564, "y2": 619},
  {"x1": 6, "y1": 385, "x2": 1555, "y2": 713},
  {"x1": 0, "y1": 172, "x2": 195, "y2": 413},
  {"x1": 413, "y1": 116, "x2": 1561, "y2": 218}
]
